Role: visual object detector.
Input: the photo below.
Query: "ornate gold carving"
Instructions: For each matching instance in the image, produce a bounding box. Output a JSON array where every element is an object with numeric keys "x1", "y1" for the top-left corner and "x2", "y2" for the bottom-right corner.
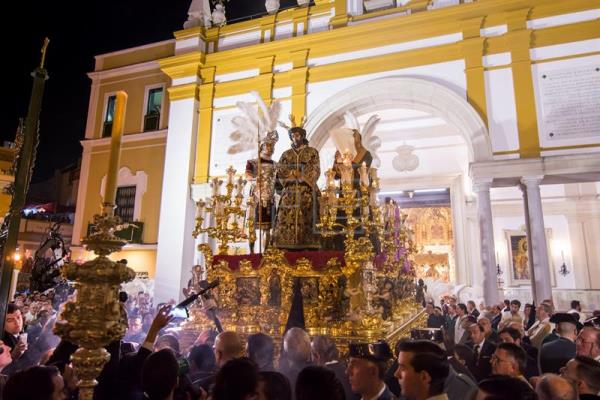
[{"x1": 55, "y1": 209, "x2": 136, "y2": 400}]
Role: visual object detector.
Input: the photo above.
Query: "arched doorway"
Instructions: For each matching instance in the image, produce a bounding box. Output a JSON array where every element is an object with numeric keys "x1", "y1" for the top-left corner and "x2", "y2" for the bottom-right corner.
[
  {"x1": 305, "y1": 77, "x2": 492, "y2": 162},
  {"x1": 304, "y1": 77, "x2": 493, "y2": 287}
]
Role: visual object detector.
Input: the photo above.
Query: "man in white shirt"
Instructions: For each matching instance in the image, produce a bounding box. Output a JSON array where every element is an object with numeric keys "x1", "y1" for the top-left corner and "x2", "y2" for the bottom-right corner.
[
  {"x1": 499, "y1": 300, "x2": 524, "y2": 330},
  {"x1": 395, "y1": 340, "x2": 450, "y2": 400},
  {"x1": 568, "y1": 300, "x2": 585, "y2": 323}
]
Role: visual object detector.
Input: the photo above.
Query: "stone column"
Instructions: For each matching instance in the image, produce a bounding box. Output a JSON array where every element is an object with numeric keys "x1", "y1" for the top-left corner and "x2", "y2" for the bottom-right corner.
[
  {"x1": 154, "y1": 95, "x2": 199, "y2": 304},
  {"x1": 473, "y1": 179, "x2": 500, "y2": 306},
  {"x1": 518, "y1": 183, "x2": 537, "y2": 302},
  {"x1": 521, "y1": 176, "x2": 552, "y2": 304}
]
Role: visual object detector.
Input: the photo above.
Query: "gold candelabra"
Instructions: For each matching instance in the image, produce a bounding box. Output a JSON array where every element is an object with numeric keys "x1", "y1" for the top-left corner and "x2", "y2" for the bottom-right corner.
[
  {"x1": 318, "y1": 152, "x2": 383, "y2": 277},
  {"x1": 54, "y1": 92, "x2": 136, "y2": 400},
  {"x1": 192, "y1": 166, "x2": 249, "y2": 255}
]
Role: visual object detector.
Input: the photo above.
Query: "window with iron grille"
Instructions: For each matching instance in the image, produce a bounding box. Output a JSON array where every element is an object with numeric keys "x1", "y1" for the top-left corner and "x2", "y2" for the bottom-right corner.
[
  {"x1": 103, "y1": 95, "x2": 116, "y2": 137},
  {"x1": 115, "y1": 186, "x2": 136, "y2": 222}
]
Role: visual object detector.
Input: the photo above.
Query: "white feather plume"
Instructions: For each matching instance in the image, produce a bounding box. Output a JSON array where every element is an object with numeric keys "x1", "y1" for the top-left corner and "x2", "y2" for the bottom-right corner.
[
  {"x1": 343, "y1": 111, "x2": 360, "y2": 130},
  {"x1": 341, "y1": 111, "x2": 382, "y2": 168},
  {"x1": 227, "y1": 92, "x2": 281, "y2": 155},
  {"x1": 362, "y1": 115, "x2": 382, "y2": 168}
]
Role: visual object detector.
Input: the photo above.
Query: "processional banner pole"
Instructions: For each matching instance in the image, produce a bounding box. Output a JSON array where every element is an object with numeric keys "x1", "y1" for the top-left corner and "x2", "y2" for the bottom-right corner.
[{"x1": 0, "y1": 38, "x2": 50, "y2": 334}]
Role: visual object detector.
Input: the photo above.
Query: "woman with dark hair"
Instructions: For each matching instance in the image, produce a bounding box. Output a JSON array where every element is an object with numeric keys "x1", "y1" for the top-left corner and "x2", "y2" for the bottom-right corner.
[
  {"x1": 295, "y1": 366, "x2": 345, "y2": 400},
  {"x1": 3, "y1": 365, "x2": 65, "y2": 400}
]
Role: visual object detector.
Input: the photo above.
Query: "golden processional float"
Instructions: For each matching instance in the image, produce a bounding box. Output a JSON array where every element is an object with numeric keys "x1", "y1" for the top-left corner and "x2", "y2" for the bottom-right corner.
[{"x1": 182, "y1": 93, "x2": 426, "y2": 346}]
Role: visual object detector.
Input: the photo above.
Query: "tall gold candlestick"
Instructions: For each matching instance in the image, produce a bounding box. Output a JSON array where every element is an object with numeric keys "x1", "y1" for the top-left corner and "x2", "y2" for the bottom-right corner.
[{"x1": 103, "y1": 91, "x2": 128, "y2": 210}]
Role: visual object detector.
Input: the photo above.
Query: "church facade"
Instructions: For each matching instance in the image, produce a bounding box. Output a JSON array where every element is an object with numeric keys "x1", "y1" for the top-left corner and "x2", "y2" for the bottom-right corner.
[{"x1": 71, "y1": 0, "x2": 600, "y2": 308}]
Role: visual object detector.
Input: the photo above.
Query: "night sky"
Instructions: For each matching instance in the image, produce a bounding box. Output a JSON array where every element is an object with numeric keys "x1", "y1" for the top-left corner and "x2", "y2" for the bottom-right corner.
[{"x1": 4, "y1": 0, "x2": 299, "y2": 183}]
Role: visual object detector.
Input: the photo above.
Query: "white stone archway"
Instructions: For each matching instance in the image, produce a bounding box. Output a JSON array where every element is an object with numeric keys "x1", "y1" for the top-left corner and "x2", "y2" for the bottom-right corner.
[
  {"x1": 304, "y1": 76, "x2": 492, "y2": 291},
  {"x1": 304, "y1": 76, "x2": 492, "y2": 162}
]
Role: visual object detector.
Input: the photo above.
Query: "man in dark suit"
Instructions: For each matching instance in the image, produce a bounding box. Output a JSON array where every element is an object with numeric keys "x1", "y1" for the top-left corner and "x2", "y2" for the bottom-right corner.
[
  {"x1": 468, "y1": 323, "x2": 495, "y2": 381},
  {"x1": 346, "y1": 341, "x2": 396, "y2": 400},
  {"x1": 395, "y1": 340, "x2": 452, "y2": 400},
  {"x1": 498, "y1": 327, "x2": 539, "y2": 379},
  {"x1": 540, "y1": 313, "x2": 578, "y2": 374},
  {"x1": 312, "y1": 335, "x2": 356, "y2": 400}
]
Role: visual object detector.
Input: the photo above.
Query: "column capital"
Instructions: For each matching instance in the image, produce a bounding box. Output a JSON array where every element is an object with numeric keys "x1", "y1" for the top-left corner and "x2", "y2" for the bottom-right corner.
[
  {"x1": 520, "y1": 175, "x2": 544, "y2": 187},
  {"x1": 472, "y1": 178, "x2": 493, "y2": 193}
]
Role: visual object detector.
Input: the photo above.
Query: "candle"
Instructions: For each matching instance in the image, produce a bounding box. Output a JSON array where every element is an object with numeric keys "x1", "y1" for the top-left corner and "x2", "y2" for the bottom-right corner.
[
  {"x1": 359, "y1": 161, "x2": 369, "y2": 187},
  {"x1": 103, "y1": 91, "x2": 128, "y2": 206},
  {"x1": 326, "y1": 168, "x2": 336, "y2": 189},
  {"x1": 211, "y1": 177, "x2": 221, "y2": 197}
]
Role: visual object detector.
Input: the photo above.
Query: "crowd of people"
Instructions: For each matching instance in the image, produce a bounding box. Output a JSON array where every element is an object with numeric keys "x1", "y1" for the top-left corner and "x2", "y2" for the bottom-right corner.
[{"x1": 0, "y1": 289, "x2": 599, "y2": 400}]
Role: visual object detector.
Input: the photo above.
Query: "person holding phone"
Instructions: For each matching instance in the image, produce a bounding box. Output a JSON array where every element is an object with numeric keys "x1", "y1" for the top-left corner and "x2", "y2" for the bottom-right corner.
[{"x1": 2, "y1": 304, "x2": 27, "y2": 361}]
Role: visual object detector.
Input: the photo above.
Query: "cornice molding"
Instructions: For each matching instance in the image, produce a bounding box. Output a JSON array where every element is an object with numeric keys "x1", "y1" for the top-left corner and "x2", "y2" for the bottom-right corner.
[{"x1": 80, "y1": 130, "x2": 167, "y2": 150}]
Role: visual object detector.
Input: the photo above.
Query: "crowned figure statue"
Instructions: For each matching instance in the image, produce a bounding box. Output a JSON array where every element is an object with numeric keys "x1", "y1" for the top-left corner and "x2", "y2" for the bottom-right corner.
[
  {"x1": 273, "y1": 117, "x2": 321, "y2": 250},
  {"x1": 227, "y1": 92, "x2": 281, "y2": 253}
]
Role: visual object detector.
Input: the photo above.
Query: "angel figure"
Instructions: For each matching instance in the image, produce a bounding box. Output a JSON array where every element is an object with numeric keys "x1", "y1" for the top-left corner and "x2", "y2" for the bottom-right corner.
[
  {"x1": 328, "y1": 111, "x2": 381, "y2": 251},
  {"x1": 227, "y1": 92, "x2": 281, "y2": 253}
]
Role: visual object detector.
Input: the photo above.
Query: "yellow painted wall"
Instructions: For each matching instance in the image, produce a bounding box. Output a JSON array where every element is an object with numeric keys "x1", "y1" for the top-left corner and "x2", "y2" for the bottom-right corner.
[
  {"x1": 71, "y1": 247, "x2": 157, "y2": 278},
  {"x1": 100, "y1": 41, "x2": 175, "y2": 70},
  {"x1": 80, "y1": 137, "x2": 166, "y2": 243},
  {"x1": 93, "y1": 73, "x2": 171, "y2": 139}
]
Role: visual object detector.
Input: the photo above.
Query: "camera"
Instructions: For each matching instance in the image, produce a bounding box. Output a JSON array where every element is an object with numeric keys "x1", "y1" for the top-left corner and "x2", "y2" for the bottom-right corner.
[
  {"x1": 410, "y1": 328, "x2": 444, "y2": 342},
  {"x1": 177, "y1": 357, "x2": 190, "y2": 376}
]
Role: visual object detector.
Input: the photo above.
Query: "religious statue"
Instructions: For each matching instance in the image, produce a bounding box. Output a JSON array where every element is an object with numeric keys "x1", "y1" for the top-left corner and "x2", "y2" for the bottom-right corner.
[
  {"x1": 329, "y1": 113, "x2": 381, "y2": 252},
  {"x1": 226, "y1": 91, "x2": 282, "y2": 253},
  {"x1": 267, "y1": 269, "x2": 281, "y2": 307},
  {"x1": 183, "y1": 264, "x2": 203, "y2": 298},
  {"x1": 245, "y1": 131, "x2": 278, "y2": 253},
  {"x1": 373, "y1": 279, "x2": 394, "y2": 320},
  {"x1": 272, "y1": 119, "x2": 321, "y2": 250}
]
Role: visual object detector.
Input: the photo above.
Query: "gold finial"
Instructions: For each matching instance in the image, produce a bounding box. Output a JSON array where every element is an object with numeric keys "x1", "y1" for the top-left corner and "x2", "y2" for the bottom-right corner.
[{"x1": 40, "y1": 37, "x2": 50, "y2": 69}]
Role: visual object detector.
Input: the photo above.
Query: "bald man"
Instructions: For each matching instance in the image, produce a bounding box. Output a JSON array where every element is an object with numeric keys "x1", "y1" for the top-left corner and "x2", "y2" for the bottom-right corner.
[
  {"x1": 198, "y1": 331, "x2": 243, "y2": 392},
  {"x1": 535, "y1": 374, "x2": 576, "y2": 400}
]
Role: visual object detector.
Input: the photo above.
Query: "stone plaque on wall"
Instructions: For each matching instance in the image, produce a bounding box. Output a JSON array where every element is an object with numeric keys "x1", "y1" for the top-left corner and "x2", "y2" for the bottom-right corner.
[{"x1": 539, "y1": 65, "x2": 600, "y2": 140}]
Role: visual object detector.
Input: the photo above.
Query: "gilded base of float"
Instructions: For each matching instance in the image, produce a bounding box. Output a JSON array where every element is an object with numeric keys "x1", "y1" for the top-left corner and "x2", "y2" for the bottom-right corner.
[{"x1": 182, "y1": 247, "x2": 426, "y2": 350}]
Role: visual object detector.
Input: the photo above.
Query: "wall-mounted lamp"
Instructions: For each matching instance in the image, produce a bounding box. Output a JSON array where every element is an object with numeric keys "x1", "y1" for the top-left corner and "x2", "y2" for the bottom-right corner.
[
  {"x1": 496, "y1": 251, "x2": 503, "y2": 276},
  {"x1": 559, "y1": 250, "x2": 570, "y2": 276}
]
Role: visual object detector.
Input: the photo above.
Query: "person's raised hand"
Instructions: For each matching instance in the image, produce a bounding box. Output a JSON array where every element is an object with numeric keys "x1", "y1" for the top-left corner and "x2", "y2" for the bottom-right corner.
[{"x1": 145, "y1": 305, "x2": 174, "y2": 344}]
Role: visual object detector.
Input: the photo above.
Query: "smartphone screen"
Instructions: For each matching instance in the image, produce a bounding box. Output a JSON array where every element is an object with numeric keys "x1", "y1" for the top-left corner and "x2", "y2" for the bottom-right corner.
[{"x1": 170, "y1": 307, "x2": 189, "y2": 319}]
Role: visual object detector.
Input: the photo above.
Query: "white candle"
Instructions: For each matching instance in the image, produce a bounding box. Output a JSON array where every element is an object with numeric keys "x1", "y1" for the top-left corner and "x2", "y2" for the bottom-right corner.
[{"x1": 359, "y1": 162, "x2": 369, "y2": 187}]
